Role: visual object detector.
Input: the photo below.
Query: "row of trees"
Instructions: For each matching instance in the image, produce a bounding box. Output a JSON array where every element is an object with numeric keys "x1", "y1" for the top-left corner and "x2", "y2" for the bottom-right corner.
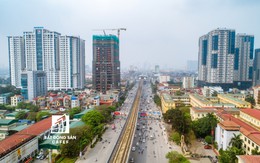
[{"x1": 60, "y1": 105, "x2": 116, "y2": 158}]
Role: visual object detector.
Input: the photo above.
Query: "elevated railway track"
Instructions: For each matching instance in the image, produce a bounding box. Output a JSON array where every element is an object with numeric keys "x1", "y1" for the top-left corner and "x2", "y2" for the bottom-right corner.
[{"x1": 108, "y1": 80, "x2": 143, "y2": 163}]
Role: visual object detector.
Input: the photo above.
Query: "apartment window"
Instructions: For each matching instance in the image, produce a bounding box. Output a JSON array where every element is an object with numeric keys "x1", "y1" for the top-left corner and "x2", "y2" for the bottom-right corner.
[
  {"x1": 252, "y1": 143, "x2": 255, "y2": 147},
  {"x1": 248, "y1": 140, "x2": 250, "y2": 144}
]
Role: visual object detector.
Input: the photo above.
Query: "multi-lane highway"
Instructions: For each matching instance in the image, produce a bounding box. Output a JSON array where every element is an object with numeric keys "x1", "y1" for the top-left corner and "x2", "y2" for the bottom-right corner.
[{"x1": 129, "y1": 80, "x2": 181, "y2": 163}]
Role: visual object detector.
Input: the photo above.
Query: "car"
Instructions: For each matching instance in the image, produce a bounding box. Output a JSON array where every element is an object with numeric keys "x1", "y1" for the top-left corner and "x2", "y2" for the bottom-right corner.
[
  {"x1": 40, "y1": 155, "x2": 45, "y2": 160},
  {"x1": 132, "y1": 146, "x2": 136, "y2": 152},
  {"x1": 36, "y1": 155, "x2": 42, "y2": 159},
  {"x1": 136, "y1": 142, "x2": 139, "y2": 146},
  {"x1": 142, "y1": 139, "x2": 146, "y2": 143},
  {"x1": 129, "y1": 157, "x2": 134, "y2": 163},
  {"x1": 204, "y1": 145, "x2": 212, "y2": 149}
]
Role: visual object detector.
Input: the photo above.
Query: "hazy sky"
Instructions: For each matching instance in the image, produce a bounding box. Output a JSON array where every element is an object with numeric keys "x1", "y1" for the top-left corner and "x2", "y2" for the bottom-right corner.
[{"x1": 0, "y1": 0, "x2": 260, "y2": 70}]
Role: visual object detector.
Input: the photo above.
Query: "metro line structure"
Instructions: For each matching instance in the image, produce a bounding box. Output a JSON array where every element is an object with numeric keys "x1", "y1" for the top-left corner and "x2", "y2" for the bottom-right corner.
[{"x1": 108, "y1": 80, "x2": 143, "y2": 163}]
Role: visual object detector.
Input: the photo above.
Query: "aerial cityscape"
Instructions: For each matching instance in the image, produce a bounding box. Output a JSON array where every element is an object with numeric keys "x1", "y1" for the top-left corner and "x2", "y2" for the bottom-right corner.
[{"x1": 1, "y1": 0, "x2": 260, "y2": 163}]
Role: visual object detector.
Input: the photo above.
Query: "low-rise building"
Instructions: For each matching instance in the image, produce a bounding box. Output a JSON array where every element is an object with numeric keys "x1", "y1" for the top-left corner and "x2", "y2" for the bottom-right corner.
[
  {"x1": 71, "y1": 96, "x2": 79, "y2": 108},
  {"x1": 10, "y1": 95, "x2": 23, "y2": 106},
  {"x1": 0, "y1": 119, "x2": 17, "y2": 140},
  {"x1": 0, "y1": 117, "x2": 51, "y2": 163},
  {"x1": 253, "y1": 85, "x2": 260, "y2": 109},
  {"x1": 202, "y1": 86, "x2": 223, "y2": 97},
  {"x1": 240, "y1": 108, "x2": 260, "y2": 128},
  {"x1": 189, "y1": 94, "x2": 214, "y2": 107},
  {"x1": 215, "y1": 120, "x2": 240, "y2": 150},
  {"x1": 182, "y1": 77, "x2": 195, "y2": 89},
  {"x1": 190, "y1": 107, "x2": 217, "y2": 121},
  {"x1": 160, "y1": 93, "x2": 175, "y2": 113},
  {"x1": 218, "y1": 94, "x2": 251, "y2": 108},
  {"x1": 171, "y1": 95, "x2": 190, "y2": 106}
]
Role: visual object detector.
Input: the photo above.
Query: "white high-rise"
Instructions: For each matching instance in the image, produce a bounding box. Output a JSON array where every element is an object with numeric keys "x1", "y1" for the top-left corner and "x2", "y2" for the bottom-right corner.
[
  {"x1": 198, "y1": 28, "x2": 235, "y2": 87},
  {"x1": 9, "y1": 27, "x2": 85, "y2": 90},
  {"x1": 59, "y1": 36, "x2": 85, "y2": 89},
  {"x1": 8, "y1": 36, "x2": 25, "y2": 87}
]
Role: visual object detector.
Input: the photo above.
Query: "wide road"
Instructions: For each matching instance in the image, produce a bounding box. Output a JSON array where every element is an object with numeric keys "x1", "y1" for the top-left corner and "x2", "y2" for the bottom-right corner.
[
  {"x1": 129, "y1": 80, "x2": 182, "y2": 163},
  {"x1": 109, "y1": 80, "x2": 143, "y2": 163},
  {"x1": 76, "y1": 83, "x2": 139, "y2": 163}
]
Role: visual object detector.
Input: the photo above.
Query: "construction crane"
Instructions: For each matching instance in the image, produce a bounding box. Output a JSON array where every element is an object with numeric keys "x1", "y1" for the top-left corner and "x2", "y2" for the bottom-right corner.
[{"x1": 93, "y1": 28, "x2": 126, "y2": 40}]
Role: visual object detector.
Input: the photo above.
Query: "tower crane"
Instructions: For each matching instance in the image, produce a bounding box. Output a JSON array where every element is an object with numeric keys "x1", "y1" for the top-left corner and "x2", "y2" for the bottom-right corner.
[{"x1": 93, "y1": 28, "x2": 126, "y2": 40}]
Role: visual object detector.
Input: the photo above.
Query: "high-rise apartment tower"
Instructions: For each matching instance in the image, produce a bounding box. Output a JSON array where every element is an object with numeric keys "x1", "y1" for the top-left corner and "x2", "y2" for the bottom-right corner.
[{"x1": 92, "y1": 35, "x2": 120, "y2": 94}]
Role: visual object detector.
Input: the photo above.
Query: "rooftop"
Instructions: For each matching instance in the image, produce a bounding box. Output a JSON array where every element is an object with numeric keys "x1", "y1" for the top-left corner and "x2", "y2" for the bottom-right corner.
[
  {"x1": 0, "y1": 117, "x2": 51, "y2": 157},
  {"x1": 218, "y1": 94, "x2": 250, "y2": 106},
  {"x1": 240, "y1": 108, "x2": 260, "y2": 120},
  {"x1": 161, "y1": 93, "x2": 173, "y2": 103},
  {"x1": 0, "y1": 119, "x2": 17, "y2": 125},
  {"x1": 237, "y1": 155, "x2": 260, "y2": 163},
  {"x1": 189, "y1": 94, "x2": 213, "y2": 104},
  {"x1": 219, "y1": 121, "x2": 240, "y2": 131},
  {"x1": 191, "y1": 107, "x2": 217, "y2": 113}
]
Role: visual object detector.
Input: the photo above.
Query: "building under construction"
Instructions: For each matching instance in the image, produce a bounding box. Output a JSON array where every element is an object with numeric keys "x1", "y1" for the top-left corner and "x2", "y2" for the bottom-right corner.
[{"x1": 92, "y1": 35, "x2": 120, "y2": 94}]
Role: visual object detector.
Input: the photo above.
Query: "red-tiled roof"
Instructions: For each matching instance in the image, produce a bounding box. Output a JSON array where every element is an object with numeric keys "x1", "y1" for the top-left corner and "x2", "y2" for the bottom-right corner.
[
  {"x1": 218, "y1": 114, "x2": 260, "y2": 145},
  {"x1": 0, "y1": 117, "x2": 51, "y2": 157},
  {"x1": 240, "y1": 108, "x2": 260, "y2": 121},
  {"x1": 237, "y1": 155, "x2": 260, "y2": 163}
]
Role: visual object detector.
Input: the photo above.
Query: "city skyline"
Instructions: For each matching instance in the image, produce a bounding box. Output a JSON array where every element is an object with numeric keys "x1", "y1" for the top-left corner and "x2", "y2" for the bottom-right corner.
[{"x1": 1, "y1": 0, "x2": 260, "y2": 70}]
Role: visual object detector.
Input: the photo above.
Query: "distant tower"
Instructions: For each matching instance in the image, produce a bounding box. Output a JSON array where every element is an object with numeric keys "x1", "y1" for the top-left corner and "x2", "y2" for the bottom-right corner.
[
  {"x1": 92, "y1": 35, "x2": 120, "y2": 94},
  {"x1": 155, "y1": 65, "x2": 160, "y2": 74},
  {"x1": 21, "y1": 70, "x2": 47, "y2": 100},
  {"x1": 254, "y1": 49, "x2": 260, "y2": 86},
  {"x1": 8, "y1": 36, "x2": 25, "y2": 87},
  {"x1": 234, "y1": 34, "x2": 254, "y2": 85},
  {"x1": 198, "y1": 28, "x2": 236, "y2": 90}
]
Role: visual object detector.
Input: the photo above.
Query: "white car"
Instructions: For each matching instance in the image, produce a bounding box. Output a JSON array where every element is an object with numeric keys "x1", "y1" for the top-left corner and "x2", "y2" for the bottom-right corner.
[
  {"x1": 142, "y1": 139, "x2": 146, "y2": 143},
  {"x1": 132, "y1": 146, "x2": 136, "y2": 152},
  {"x1": 136, "y1": 142, "x2": 139, "y2": 146}
]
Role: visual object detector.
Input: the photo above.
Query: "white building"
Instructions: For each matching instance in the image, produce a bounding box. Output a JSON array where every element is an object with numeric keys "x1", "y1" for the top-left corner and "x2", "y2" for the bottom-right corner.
[
  {"x1": 9, "y1": 27, "x2": 85, "y2": 91},
  {"x1": 159, "y1": 75, "x2": 170, "y2": 83},
  {"x1": 182, "y1": 77, "x2": 195, "y2": 89},
  {"x1": 21, "y1": 71, "x2": 47, "y2": 100},
  {"x1": 215, "y1": 120, "x2": 240, "y2": 150},
  {"x1": 198, "y1": 28, "x2": 235, "y2": 85},
  {"x1": 8, "y1": 36, "x2": 25, "y2": 87},
  {"x1": 93, "y1": 96, "x2": 100, "y2": 106},
  {"x1": 253, "y1": 86, "x2": 260, "y2": 109},
  {"x1": 202, "y1": 86, "x2": 223, "y2": 97},
  {"x1": 0, "y1": 96, "x2": 7, "y2": 105},
  {"x1": 10, "y1": 95, "x2": 23, "y2": 106},
  {"x1": 71, "y1": 96, "x2": 79, "y2": 108}
]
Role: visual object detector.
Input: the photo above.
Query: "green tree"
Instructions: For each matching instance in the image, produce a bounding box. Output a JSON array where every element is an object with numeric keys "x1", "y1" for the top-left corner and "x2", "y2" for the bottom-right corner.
[
  {"x1": 219, "y1": 147, "x2": 245, "y2": 163},
  {"x1": 169, "y1": 109, "x2": 190, "y2": 135},
  {"x1": 166, "y1": 151, "x2": 190, "y2": 163},
  {"x1": 36, "y1": 111, "x2": 51, "y2": 121},
  {"x1": 60, "y1": 125, "x2": 92, "y2": 158},
  {"x1": 153, "y1": 95, "x2": 161, "y2": 107},
  {"x1": 27, "y1": 112, "x2": 37, "y2": 121},
  {"x1": 245, "y1": 95, "x2": 255, "y2": 106},
  {"x1": 252, "y1": 148, "x2": 260, "y2": 155},
  {"x1": 69, "y1": 107, "x2": 81, "y2": 119},
  {"x1": 15, "y1": 111, "x2": 27, "y2": 119},
  {"x1": 170, "y1": 132, "x2": 181, "y2": 145},
  {"x1": 81, "y1": 110, "x2": 105, "y2": 127},
  {"x1": 229, "y1": 134, "x2": 243, "y2": 149},
  {"x1": 205, "y1": 135, "x2": 213, "y2": 144},
  {"x1": 16, "y1": 102, "x2": 39, "y2": 112},
  {"x1": 192, "y1": 113, "x2": 218, "y2": 138}
]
